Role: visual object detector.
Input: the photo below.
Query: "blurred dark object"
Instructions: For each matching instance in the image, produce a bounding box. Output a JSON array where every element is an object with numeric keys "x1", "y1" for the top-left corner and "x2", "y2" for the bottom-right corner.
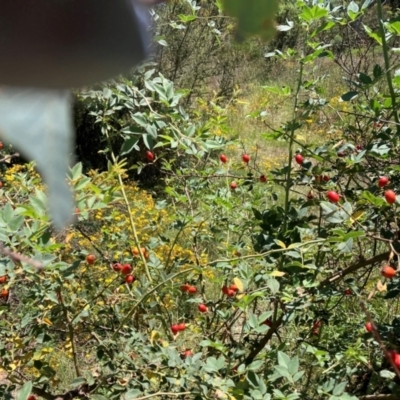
[{"x1": 0, "y1": 0, "x2": 150, "y2": 88}]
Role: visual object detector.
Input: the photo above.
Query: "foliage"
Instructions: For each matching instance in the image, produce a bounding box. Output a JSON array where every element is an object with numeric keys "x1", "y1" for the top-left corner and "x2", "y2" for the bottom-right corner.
[{"x1": 3, "y1": 1, "x2": 400, "y2": 400}]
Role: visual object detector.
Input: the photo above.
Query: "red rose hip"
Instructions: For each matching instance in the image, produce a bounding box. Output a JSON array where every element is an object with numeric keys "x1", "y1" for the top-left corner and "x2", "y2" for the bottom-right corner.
[
  {"x1": 220, "y1": 154, "x2": 227, "y2": 163},
  {"x1": 86, "y1": 254, "x2": 96, "y2": 264},
  {"x1": 146, "y1": 150, "x2": 154, "y2": 162},
  {"x1": 381, "y1": 265, "x2": 396, "y2": 279},
  {"x1": 295, "y1": 154, "x2": 304, "y2": 165},
  {"x1": 378, "y1": 176, "x2": 389, "y2": 188},
  {"x1": 198, "y1": 304, "x2": 208, "y2": 313},
  {"x1": 326, "y1": 191, "x2": 340, "y2": 203},
  {"x1": 385, "y1": 190, "x2": 396, "y2": 204},
  {"x1": 242, "y1": 154, "x2": 250, "y2": 163}
]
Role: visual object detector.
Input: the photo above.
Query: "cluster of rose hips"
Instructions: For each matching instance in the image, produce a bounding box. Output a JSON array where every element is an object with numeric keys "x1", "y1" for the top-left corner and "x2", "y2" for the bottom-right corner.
[
  {"x1": 0, "y1": 274, "x2": 8, "y2": 299},
  {"x1": 222, "y1": 283, "x2": 239, "y2": 297},
  {"x1": 295, "y1": 151, "x2": 397, "y2": 206},
  {"x1": 113, "y1": 261, "x2": 136, "y2": 284},
  {"x1": 321, "y1": 176, "x2": 396, "y2": 205},
  {"x1": 219, "y1": 153, "x2": 267, "y2": 190},
  {"x1": 171, "y1": 322, "x2": 186, "y2": 335},
  {"x1": 132, "y1": 246, "x2": 150, "y2": 259},
  {"x1": 87, "y1": 254, "x2": 137, "y2": 285},
  {"x1": 180, "y1": 283, "x2": 197, "y2": 294}
]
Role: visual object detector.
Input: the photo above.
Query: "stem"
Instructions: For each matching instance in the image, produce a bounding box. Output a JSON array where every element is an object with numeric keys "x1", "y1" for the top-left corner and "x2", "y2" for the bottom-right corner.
[
  {"x1": 377, "y1": 0, "x2": 399, "y2": 124},
  {"x1": 283, "y1": 37, "x2": 307, "y2": 231},
  {"x1": 103, "y1": 128, "x2": 152, "y2": 282}
]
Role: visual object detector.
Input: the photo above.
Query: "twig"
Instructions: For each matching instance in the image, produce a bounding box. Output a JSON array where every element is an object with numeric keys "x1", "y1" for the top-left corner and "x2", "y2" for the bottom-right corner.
[{"x1": 0, "y1": 242, "x2": 43, "y2": 270}]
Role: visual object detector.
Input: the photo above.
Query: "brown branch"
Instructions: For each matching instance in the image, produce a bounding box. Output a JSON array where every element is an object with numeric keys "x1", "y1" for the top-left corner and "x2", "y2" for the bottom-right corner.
[
  {"x1": 0, "y1": 242, "x2": 43, "y2": 270},
  {"x1": 318, "y1": 252, "x2": 390, "y2": 288},
  {"x1": 244, "y1": 313, "x2": 284, "y2": 366}
]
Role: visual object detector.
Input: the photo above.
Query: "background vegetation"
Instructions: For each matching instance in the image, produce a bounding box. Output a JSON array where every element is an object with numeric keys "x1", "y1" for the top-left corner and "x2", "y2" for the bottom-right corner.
[{"x1": 1, "y1": 0, "x2": 400, "y2": 399}]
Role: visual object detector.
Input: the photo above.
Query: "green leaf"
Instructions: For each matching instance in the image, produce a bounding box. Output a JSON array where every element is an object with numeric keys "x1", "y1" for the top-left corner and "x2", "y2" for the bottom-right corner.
[
  {"x1": 125, "y1": 389, "x2": 143, "y2": 399},
  {"x1": 277, "y1": 351, "x2": 291, "y2": 368},
  {"x1": 300, "y1": 5, "x2": 328, "y2": 22},
  {"x1": 70, "y1": 377, "x2": 86, "y2": 388},
  {"x1": 341, "y1": 91, "x2": 358, "y2": 101},
  {"x1": 332, "y1": 382, "x2": 347, "y2": 396},
  {"x1": 120, "y1": 137, "x2": 139, "y2": 156},
  {"x1": 267, "y1": 278, "x2": 280, "y2": 294},
  {"x1": 90, "y1": 395, "x2": 110, "y2": 400},
  {"x1": 16, "y1": 381, "x2": 33, "y2": 400}
]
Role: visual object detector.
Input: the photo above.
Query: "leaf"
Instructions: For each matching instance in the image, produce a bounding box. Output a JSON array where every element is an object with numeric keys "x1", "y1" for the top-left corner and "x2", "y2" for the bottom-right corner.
[
  {"x1": 377, "y1": 280, "x2": 387, "y2": 292},
  {"x1": 222, "y1": 0, "x2": 279, "y2": 41},
  {"x1": 233, "y1": 277, "x2": 244, "y2": 292},
  {"x1": 341, "y1": 91, "x2": 358, "y2": 101},
  {"x1": 267, "y1": 278, "x2": 280, "y2": 294},
  {"x1": 125, "y1": 389, "x2": 143, "y2": 399},
  {"x1": 0, "y1": 89, "x2": 74, "y2": 229},
  {"x1": 16, "y1": 381, "x2": 33, "y2": 400},
  {"x1": 269, "y1": 270, "x2": 286, "y2": 277}
]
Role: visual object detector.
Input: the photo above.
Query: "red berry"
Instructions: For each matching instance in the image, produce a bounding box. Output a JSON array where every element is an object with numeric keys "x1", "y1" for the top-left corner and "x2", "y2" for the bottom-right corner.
[
  {"x1": 180, "y1": 283, "x2": 190, "y2": 293},
  {"x1": 378, "y1": 176, "x2": 389, "y2": 188},
  {"x1": 125, "y1": 275, "x2": 136, "y2": 284},
  {"x1": 230, "y1": 181, "x2": 238, "y2": 190},
  {"x1": 182, "y1": 349, "x2": 193, "y2": 358},
  {"x1": 365, "y1": 322, "x2": 373, "y2": 332},
  {"x1": 146, "y1": 150, "x2": 154, "y2": 162},
  {"x1": 0, "y1": 142, "x2": 3, "y2": 150},
  {"x1": 227, "y1": 289, "x2": 236, "y2": 297},
  {"x1": 327, "y1": 191, "x2": 340, "y2": 203},
  {"x1": 263, "y1": 318, "x2": 272, "y2": 327},
  {"x1": 220, "y1": 154, "x2": 227, "y2": 163},
  {"x1": 385, "y1": 190, "x2": 396, "y2": 204},
  {"x1": 323, "y1": 175, "x2": 330, "y2": 182},
  {"x1": 0, "y1": 288, "x2": 9, "y2": 298},
  {"x1": 178, "y1": 323, "x2": 186, "y2": 331},
  {"x1": 121, "y1": 264, "x2": 132, "y2": 275},
  {"x1": 188, "y1": 286, "x2": 197, "y2": 294},
  {"x1": 307, "y1": 191, "x2": 314, "y2": 200},
  {"x1": 344, "y1": 289, "x2": 352, "y2": 296},
  {"x1": 27, "y1": 396, "x2": 37, "y2": 400},
  {"x1": 171, "y1": 324, "x2": 179, "y2": 335},
  {"x1": 381, "y1": 265, "x2": 396, "y2": 279},
  {"x1": 313, "y1": 320, "x2": 321, "y2": 329},
  {"x1": 222, "y1": 286, "x2": 229, "y2": 295},
  {"x1": 295, "y1": 154, "x2": 304, "y2": 165},
  {"x1": 392, "y1": 352, "x2": 400, "y2": 368},
  {"x1": 113, "y1": 263, "x2": 122, "y2": 272},
  {"x1": 198, "y1": 304, "x2": 208, "y2": 313},
  {"x1": 259, "y1": 175, "x2": 267, "y2": 183},
  {"x1": 356, "y1": 144, "x2": 362, "y2": 150},
  {"x1": 229, "y1": 284, "x2": 239, "y2": 292},
  {"x1": 337, "y1": 151, "x2": 345, "y2": 157},
  {"x1": 86, "y1": 254, "x2": 96, "y2": 264},
  {"x1": 0, "y1": 275, "x2": 7, "y2": 284},
  {"x1": 242, "y1": 154, "x2": 250, "y2": 163},
  {"x1": 0, "y1": 181, "x2": 4, "y2": 189}
]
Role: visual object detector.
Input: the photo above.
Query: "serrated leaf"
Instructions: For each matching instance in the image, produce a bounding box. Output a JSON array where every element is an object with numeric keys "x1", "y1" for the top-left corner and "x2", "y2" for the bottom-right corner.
[{"x1": 0, "y1": 89, "x2": 74, "y2": 229}]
